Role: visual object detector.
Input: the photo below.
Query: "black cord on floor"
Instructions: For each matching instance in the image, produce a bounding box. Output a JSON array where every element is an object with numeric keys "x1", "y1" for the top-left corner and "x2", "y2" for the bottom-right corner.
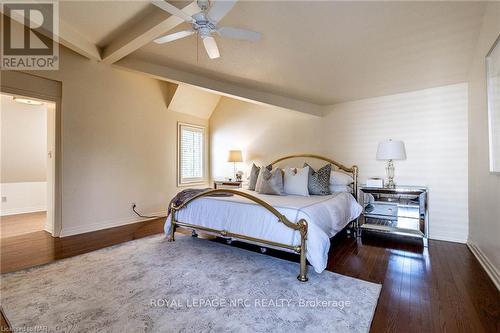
[{"x1": 132, "y1": 204, "x2": 163, "y2": 219}]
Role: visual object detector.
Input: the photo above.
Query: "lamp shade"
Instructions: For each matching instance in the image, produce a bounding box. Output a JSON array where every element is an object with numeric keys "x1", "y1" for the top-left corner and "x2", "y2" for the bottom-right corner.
[
  {"x1": 376, "y1": 140, "x2": 406, "y2": 161},
  {"x1": 227, "y1": 150, "x2": 243, "y2": 162}
]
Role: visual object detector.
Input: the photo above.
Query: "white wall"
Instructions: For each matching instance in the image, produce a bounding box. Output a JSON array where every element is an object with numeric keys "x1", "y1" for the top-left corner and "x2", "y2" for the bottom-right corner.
[
  {"x1": 322, "y1": 83, "x2": 468, "y2": 242},
  {"x1": 15, "y1": 46, "x2": 209, "y2": 236},
  {"x1": 210, "y1": 84, "x2": 469, "y2": 243},
  {"x1": 467, "y1": 2, "x2": 500, "y2": 277},
  {"x1": 0, "y1": 182, "x2": 46, "y2": 216},
  {"x1": 1, "y1": 94, "x2": 47, "y2": 183},
  {"x1": 210, "y1": 97, "x2": 324, "y2": 180}
]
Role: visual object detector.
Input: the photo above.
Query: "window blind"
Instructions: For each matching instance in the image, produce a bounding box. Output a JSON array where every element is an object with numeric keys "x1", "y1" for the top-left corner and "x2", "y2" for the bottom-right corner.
[{"x1": 179, "y1": 124, "x2": 204, "y2": 184}]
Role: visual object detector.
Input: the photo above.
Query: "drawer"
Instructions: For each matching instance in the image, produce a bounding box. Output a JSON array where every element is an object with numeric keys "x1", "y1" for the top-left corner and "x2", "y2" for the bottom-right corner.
[{"x1": 365, "y1": 202, "x2": 398, "y2": 217}]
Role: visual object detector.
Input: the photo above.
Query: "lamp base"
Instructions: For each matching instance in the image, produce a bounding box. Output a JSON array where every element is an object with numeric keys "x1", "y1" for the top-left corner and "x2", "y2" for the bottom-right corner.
[
  {"x1": 385, "y1": 180, "x2": 396, "y2": 189},
  {"x1": 385, "y1": 160, "x2": 396, "y2": 188}
]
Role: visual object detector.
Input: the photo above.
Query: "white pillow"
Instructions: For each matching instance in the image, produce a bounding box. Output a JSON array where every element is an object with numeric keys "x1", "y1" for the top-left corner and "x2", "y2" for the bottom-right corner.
[
  {"x1": 284, "y1": 166, "x2": 310, "y2": 196},
  {"x1": 329, "y1": 184, "x2": 353, "y2": 193},
  {"x1": 330, "y1": 171, "x2": 354, "y2": 186}
]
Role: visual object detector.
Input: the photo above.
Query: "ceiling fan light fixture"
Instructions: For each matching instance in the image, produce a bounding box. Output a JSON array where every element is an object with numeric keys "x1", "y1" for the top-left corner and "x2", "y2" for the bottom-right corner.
[
  {"x1": 151, "y1": 0, "x2": 260, "y2": 60},
  {"x1": 196, "y1": 0, "x2": 210, "y2": 11}
]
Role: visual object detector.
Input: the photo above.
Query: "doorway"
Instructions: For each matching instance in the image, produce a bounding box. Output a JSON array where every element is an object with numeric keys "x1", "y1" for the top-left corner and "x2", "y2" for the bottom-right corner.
[{"x1": 0, "y1": 93, "x2": 56, "y2": 238}]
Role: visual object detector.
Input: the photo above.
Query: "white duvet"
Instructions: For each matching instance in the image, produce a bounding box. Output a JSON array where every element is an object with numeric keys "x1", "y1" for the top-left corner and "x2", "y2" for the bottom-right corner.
[{"x1": 164, "y1": 189, "x2": 362, "y2": 273}]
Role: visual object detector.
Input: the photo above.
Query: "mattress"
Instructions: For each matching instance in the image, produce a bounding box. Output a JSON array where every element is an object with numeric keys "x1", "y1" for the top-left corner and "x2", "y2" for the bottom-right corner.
[{"x1": 164, "y1": 189, "x2": 362, "y2": 273}]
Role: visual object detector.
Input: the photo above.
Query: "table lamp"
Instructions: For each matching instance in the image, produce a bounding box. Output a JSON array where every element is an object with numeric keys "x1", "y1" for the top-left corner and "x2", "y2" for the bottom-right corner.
[
  {"x1": 376, "y1": 139, "x2": 406, "y2": 188},
  {"x1": 227, "y1": 150, "x2": 243, "y2": 180}
]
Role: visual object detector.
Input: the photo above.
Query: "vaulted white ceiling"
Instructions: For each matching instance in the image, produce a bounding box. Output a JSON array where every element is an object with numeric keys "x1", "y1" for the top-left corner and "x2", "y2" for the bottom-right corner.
[
  {"x1": 168, "y1": 84, "x2": 221, "y2": 118},
  {"x1": 55, "y1": 1, "x2": 487, "y2": 106},
  {"x1": 60, "y1": 1, "x2": 153, "y2": 47}
]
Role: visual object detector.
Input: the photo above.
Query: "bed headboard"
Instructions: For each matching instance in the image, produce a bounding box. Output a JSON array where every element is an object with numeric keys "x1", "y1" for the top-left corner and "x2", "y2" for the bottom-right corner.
[{"x1": 268, "y1": 154, "x2": 359, "y2": 199}]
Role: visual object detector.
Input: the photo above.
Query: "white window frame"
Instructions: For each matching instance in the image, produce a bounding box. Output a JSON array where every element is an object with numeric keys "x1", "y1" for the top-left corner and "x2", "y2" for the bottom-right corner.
[{"x1": 177, "y1": 122, "x2": 206, "y2": 186}]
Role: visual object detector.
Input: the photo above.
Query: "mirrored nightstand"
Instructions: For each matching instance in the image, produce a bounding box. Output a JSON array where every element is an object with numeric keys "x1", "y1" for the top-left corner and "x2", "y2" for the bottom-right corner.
[{"x1": 358, "y1": 186, "x2": 428, "y2": 244}]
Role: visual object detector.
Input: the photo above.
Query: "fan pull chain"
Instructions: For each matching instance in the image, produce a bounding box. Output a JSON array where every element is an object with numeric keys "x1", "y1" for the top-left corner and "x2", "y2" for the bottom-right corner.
[{"x1": 196, "y1": 31, "x2": 199, "y2": 63}]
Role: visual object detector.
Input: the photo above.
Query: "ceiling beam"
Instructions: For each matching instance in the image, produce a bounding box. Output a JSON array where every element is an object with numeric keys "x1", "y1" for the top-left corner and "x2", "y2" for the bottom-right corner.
[
  {"x1": 0, "y1": 7, "x2": 101, "y2": 61},
  {"x1": 58, "y1": 19, "x2": 102, "y2": 61},
  {"x1": 114, "y1": 58, "x2": 324, "y2": 116},
  {"x1": 101, "y1": 2, "x2": 199, "y2": 64}
]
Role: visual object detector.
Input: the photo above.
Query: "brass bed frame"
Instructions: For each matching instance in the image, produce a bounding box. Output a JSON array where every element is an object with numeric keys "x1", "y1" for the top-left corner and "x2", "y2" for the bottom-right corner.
[{"x1": 168, "y1": 154, "x2": 358, "y2": 282}]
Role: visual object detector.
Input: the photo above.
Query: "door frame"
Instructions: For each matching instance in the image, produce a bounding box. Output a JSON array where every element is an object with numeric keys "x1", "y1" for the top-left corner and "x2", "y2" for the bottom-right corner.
[{"x1": 1, "y1": 72, "x2": 62, "y2": 236}]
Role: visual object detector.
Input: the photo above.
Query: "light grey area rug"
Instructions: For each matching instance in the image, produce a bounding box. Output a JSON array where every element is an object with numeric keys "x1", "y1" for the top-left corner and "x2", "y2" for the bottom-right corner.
[{"x1": 1, "y1": 235, "x2": 381, "y2": 333}]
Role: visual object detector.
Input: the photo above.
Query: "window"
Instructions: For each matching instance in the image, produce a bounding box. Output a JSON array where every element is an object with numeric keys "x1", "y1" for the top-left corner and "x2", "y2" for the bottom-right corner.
[{"x1": 178, "y1": 122, "x2": 206, "y2": 185}]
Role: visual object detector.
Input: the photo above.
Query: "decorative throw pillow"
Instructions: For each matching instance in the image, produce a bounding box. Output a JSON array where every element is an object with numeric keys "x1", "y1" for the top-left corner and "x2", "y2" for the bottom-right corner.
[
  {"x1": 254, "y1": 164, "x2": 273, "y2": 192},
  {"x1": 248, "y1": 163, "x2": 260, "y2": 190},
  {"x1": 256, "y1": 167, "x2": 283, "y2": 195},
  {"x1": 283, "y1": 166, "x2": 310, "y2": 196},
  {"x1": 330, "y1": 170, "x2": 354, "y2": 186},
  {"x1": 304, "y1": 163, "x2": 331, "y2": 195}
]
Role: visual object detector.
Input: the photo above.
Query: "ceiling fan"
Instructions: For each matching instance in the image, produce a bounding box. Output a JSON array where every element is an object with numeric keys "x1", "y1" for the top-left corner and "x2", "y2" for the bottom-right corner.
[{"x1": 151, "y1": 0, "x2": 261, "y2": 59}]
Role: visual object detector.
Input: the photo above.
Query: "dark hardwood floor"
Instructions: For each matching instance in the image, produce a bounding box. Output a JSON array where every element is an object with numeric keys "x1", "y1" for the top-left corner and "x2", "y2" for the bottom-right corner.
[{"x1": 1, "y1": 219, "x2": 499, "y2": 332}]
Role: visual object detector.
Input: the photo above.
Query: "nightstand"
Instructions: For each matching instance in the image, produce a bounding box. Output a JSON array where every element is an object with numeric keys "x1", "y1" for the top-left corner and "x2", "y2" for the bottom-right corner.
[
  {"x1": 358, "y1": 186, "x2": 428, "y2": 243},
  {"x1": 213, "y1": 180, "x2": 242, "y2": 189}
]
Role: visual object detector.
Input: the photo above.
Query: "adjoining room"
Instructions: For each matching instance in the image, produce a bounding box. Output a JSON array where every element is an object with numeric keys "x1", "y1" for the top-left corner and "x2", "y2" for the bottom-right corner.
[{"x1": 0, "y1": 93, "x2": 56, "y2": 239}]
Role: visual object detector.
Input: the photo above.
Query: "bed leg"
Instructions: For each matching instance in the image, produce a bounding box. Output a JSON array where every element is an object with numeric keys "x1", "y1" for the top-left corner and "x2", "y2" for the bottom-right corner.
[
  {"x1": 169, "y1": 207, "x2": 176, "y2": 242},
  {"x1": 297, "y1": 219, "x2": 308, "y2": 282}
]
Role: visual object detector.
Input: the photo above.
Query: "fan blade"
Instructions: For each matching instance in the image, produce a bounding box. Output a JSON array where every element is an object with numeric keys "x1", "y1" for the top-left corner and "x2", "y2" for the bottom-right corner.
[
  {"x1": 208, "y1": 0, "x2": 237, "y2": 23},
  {"x1": 151, "y1": 0, "x2": 195, "y2": 23},
  {"x1": 202, "y1": 36, "x2": 220, "y2": 59},
  {"x1": 218, "y1": 27, "x2": 261, "y2": 42},
  {"x1": 154, "y1": 30, "x2": 195, "y2": 44}
]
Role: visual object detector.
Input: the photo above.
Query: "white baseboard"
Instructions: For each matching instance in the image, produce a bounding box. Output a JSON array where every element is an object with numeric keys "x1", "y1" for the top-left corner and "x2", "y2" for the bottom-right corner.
[
  {"x1": 0, "y1": 205, "x2": 46, "y2": 216},
  {"x1": 1, "y1": 182, "x2": 47, "y2": 216},
  {"x1": 59, "y1": 211, "x2": 167, "y2": 237},
  {"x1": 44, "y1": 220, "x2": 54, "y2": 235},
  {"x1": 428, "y1": 234, "x2": 468, "y2": 244},
  {"x1": 467, "y1": 241, "x2": 500, "y2": 291}
]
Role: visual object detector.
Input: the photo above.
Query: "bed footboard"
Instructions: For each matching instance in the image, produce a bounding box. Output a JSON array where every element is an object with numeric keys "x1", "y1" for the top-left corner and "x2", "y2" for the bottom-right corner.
[{"x1": 169, "y1": 189, "x2": 309, "y2": 282}]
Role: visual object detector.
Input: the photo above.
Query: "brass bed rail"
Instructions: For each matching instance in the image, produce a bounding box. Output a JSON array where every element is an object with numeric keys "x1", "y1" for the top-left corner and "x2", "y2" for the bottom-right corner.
[
  {"x1": 169, "y1": 189, "x2": 309, "y2": 282},
  {"x1": 269, "y1": 153, "x2": 359, "y2": 200},
  {"x1": 168, "y1": 154, "x2": 359, "y2": 282}
]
